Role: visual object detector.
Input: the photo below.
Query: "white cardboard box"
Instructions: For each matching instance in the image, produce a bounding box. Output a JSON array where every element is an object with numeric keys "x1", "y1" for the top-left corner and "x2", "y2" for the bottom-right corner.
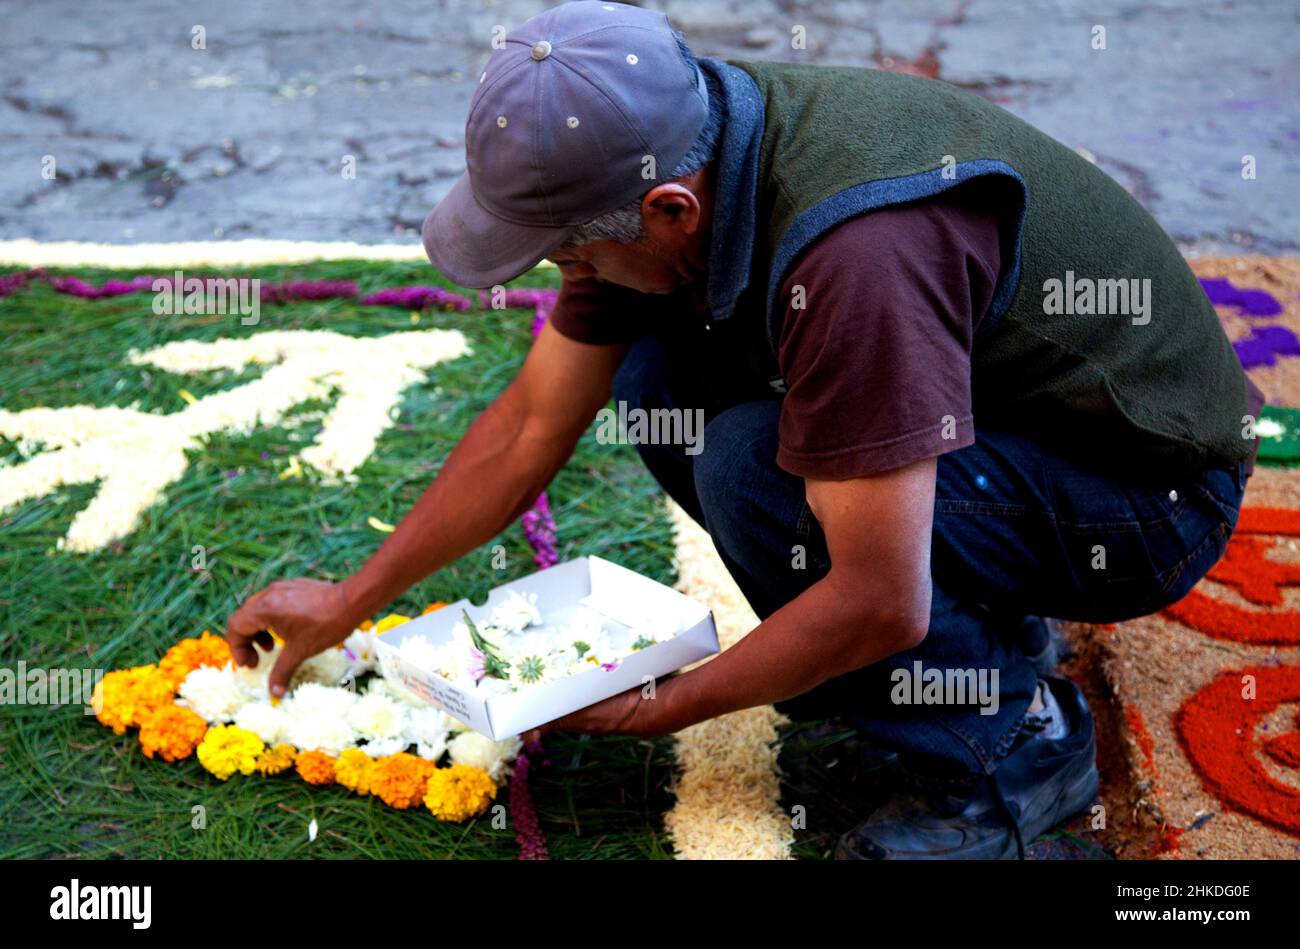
[{"x1": 374, "y1": 556, "x2": 720, "y2": 740}]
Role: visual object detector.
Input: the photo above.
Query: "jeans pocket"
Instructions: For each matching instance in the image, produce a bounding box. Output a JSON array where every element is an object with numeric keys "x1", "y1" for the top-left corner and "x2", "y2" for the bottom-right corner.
[
  {"x1": 1141, "y1": 518, "x2": 1232, "y2": 614},
  {"x1": 1190, "y1": 466, "x2": 1244, "y2": 528}
]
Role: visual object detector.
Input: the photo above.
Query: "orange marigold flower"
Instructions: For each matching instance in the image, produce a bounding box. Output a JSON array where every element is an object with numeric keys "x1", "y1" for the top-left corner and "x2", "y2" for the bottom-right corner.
[
  {"x1": 138, "y1": 705, "x2": 208, "y2": 762},
  {"x1": 92, "y1": 665, "x2": 174, "y2": 734},
  {"x1": 370, "y1": 752, "x2": 434, "y2": 809},
  {"x1": 334, "y1": 748, "x2": 375, "y2": 796},
  {"x1": 158, "y1": 631, "x2": 233, "y2": 690},
  {"x1": 296, "y1": 749, "x2": 336, "y2": 786},
  {"x1": 422, "y1": 601, "x2": 448, "y2": 615}
]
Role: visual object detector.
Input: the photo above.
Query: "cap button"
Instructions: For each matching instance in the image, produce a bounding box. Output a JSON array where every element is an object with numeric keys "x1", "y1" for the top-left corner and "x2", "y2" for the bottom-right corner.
[{"x1": 531, "y1": 40, "x2": 552, "y2": 61}]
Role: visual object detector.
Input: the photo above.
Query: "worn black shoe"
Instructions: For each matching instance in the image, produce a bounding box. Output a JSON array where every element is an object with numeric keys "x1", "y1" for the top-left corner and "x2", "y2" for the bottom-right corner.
[{"x1": 834, "y1": 676, "x2": 1099, "y2": 860}]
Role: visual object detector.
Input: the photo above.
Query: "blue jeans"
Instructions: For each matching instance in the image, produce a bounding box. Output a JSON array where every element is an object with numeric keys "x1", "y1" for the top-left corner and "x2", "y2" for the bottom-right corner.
[{"x1": 614, "y1": 336, "x2": 1249, "y2": 778}]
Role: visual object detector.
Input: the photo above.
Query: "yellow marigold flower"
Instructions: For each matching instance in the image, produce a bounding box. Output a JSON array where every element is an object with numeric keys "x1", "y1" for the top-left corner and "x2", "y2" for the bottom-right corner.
[
  {"x1": 92, "y1": 665, "x2": 174, "y2": 734},
  {"x1": 138, "y1": 705, "x2": 207, "y2": 762},
  {"x1": 424, "y1": 764, "x2": 497, "y2": 822},
  {"x1": 296, "y1": 749, "x2": 337, "y2": 786},
  {"x1": 158, "y1": 631, "x2": 233, "y2": 690},
  {"x1": 197, "y1": 724, "x2": 265, "y2": 781},
  {"x1": 256, "y1": 744, "x2": 297, "y2": 776},
  {"x1": 373, "y1": 614, "x2": 411, "y2": 635},
  {"x1": 370, "y1": 752, "x2": 433, "y2": 809},
  {"x1": 334, "y1": 748, "x2": 375, "y2": 796}
]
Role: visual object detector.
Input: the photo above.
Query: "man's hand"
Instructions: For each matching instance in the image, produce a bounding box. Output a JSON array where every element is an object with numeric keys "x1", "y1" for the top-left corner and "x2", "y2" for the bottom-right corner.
[
  {"x1": 525, "y1": 686, "x2": 646, "y2": 742},
  {"x1": 222, "y1": 320, "x2": 626, "y2": 699},
  {"x1": 225, "y1": 578, "x2": 362, "y2": 697},
  {"x1": 536, "y1": 457, "x2": 938, "y2": 738}
]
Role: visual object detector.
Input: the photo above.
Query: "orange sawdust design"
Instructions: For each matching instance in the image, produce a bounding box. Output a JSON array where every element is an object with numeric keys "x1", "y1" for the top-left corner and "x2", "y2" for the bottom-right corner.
[
  {"x1": 1160, "y1": 507, "x2": 1300, "y2": 644},
  {"x1": 1177, "y1": 666, "x2": 1300, "y2": 837}
]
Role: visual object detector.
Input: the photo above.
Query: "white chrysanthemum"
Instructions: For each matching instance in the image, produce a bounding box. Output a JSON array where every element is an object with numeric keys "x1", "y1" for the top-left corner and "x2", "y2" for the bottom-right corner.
[
  {"x1": 633, "y1": 615, "x2": 679, "y2": 643},
  {"x1": 397, "y1": 634, "x2": 446, "y2": 671},
  {"x1": 447, "y1": 731, "x2": 522, "y2": 782},
  {"x1": 289, "y1": 648, "x2": 352, "y2": 689},
  {"x1": 232, "y1": 642, "x2": 282, "y2": 699},
  {"x1": 404, "y1": 706, "x2": 451, "y2": 761},
  {"x1": 341, "y1": 628, "x2": 381, "y2": 677},
  {"x1": 347, "y1": 690, "x2": 408, "y2": 743},
  {"x1": 563, "y1": 625, "x2": 615, "y2": 667},
  {"x1": 360, "y1": 736, "x2": 409, "y2": 758},
  {"x1": 476, "y1": 676, "x2": 516, "y2": 698},
  {"x1": 415, "y1": 738, "x2": 447, "y2": 761},
  {"x1": 489, "y1": 591, "x2": 543, "y2": 633},
  {"x1": 177, "y1": 663, "x2": 250, "y2": 723},
  {"x1": 510, "y1": 646, "x2": 569, "y2": 687},
  {"x1": 281, "y1": 683, "x2": 359, "y2": 754},
  {"x1": 400, "y1": 631, "x2": 476, "y2": 684},
  {"x1": 234, "y1": 701, "x2": 291, "y2": 745}
]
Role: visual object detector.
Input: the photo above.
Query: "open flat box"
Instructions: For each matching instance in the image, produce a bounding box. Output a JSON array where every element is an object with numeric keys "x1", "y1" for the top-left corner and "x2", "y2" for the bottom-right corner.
[{"x1": 375, "y1": 556, "x2": 720, "y2": 740}]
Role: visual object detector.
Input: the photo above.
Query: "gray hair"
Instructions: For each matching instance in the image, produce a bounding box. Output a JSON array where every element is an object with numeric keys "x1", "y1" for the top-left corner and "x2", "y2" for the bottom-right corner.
[{"x1": 566, "y1": 36, "x2": 724, "y2": 246}]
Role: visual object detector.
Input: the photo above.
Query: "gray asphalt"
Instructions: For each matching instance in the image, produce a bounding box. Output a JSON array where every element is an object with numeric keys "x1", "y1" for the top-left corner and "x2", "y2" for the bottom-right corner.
[{"x1": 2, "y1": 0, "x2": 1296, "y2": 253}]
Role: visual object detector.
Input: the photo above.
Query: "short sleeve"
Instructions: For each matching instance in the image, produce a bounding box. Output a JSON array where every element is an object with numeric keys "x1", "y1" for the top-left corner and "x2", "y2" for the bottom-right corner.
[{"x1": 774, "y1": 189, "x2": 1005, "y2": 480}]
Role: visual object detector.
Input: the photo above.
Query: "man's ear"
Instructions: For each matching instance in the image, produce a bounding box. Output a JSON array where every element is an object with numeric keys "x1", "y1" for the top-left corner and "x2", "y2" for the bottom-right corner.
[{"x1": 641, "y1": 182, "x2": 702, "y2": 236}]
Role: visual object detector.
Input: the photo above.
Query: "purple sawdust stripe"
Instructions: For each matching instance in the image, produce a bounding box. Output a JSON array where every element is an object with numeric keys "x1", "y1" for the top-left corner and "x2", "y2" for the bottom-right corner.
[
  {"x1": 362, "y1": 286, "x2": 474, "y2": 310},
  {"x1": 509, "y1": 741, "x2": 549, "y2": 860},
  {"x1": 479, "y1": 288, "x2": 559, "y2": 336},
  {"x1": 259, "y1": 279, "x2": 359, "y2": 302},
  {"x1": 0, "y1": 268, "x2": 45, "y2": 299},
  {"x1": 49, "y1": 274, "x2": 156, "y2": 298},
  {"x1": 1235, "y1": 325, "x2": 1300, "y2": 368},
  {"x1": 1200, "y1": 277, "x2": 1284, "y2": 317}
]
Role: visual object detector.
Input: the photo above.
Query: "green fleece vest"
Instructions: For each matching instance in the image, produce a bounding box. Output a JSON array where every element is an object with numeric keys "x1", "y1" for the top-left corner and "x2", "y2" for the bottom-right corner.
[{"x1": 732, "y1": 59, "x2": 1253, "y2": 472}]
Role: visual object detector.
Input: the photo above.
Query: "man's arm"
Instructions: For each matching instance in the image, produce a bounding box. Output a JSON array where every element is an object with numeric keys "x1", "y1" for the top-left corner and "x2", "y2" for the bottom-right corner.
[
  {"x1": 539, "y1": 456, "x2": 936, "y2": 737},
  {"x1": 225, "y1": 321, "x2": 626, "y2": 695}
]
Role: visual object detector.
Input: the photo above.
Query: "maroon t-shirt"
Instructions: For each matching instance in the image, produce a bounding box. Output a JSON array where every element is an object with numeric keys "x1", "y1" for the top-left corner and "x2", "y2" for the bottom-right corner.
[
  {"x1": 549, "y1": 188, "x2": 1265, "y2": 480},
  {"x1": 551, "y1": 187, "x2": 1002, "y2": 480}
]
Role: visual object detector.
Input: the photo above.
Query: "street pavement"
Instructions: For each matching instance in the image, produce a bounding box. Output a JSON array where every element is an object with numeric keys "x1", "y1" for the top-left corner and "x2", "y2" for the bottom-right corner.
[{"x1": 1, "y1": 0, "x2": 1296, "y2": 253}]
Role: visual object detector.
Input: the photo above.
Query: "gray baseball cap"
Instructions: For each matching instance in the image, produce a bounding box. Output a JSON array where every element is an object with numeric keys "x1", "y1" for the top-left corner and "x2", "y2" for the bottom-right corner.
[{"x1": 422, "y1": 1, "x2": 709, "y2": 289}]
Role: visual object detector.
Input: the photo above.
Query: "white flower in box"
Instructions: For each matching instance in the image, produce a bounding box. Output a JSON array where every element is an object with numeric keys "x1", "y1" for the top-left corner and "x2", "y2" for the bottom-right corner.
[
  {"x1": 511, "y1": 645, "x2": 569, "y2": 686},
  {"x1": 400, "y1": 625, "x2": 480, "y2": 684},
  {"x1": 489, "y1": 590, "x2": 542, "y2": 633}
]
